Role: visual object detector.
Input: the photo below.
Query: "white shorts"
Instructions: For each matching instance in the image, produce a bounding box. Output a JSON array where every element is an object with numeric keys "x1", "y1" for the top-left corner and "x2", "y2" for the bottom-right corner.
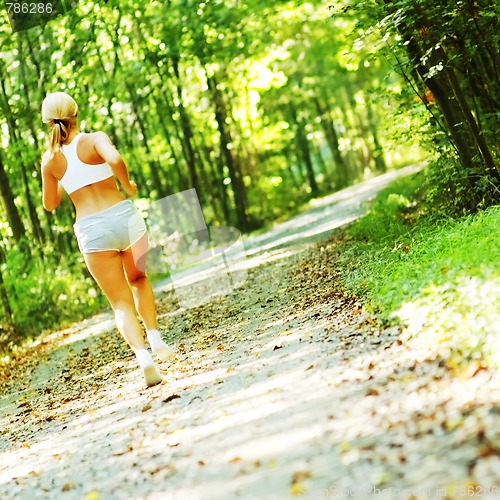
[{"x1": 73, "y1": 200, "x2": 147, "y2": 253}]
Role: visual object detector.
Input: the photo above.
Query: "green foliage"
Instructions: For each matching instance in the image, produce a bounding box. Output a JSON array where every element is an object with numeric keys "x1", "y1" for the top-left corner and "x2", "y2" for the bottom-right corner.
[
  {"x1": 425, "y1": 155, "x2": 500, "y2": 215},
  {"x1": 1, "y1": 0, "x2": 412, "y2": 344},
  {"x1": 334, "y1": 0, "x2": 500, "y2": 212},
  {"x1": 4, "y1": 0, "x2": 497, "y2": 345},
  {"x1": 349, "y1": 192, "x2": 415, "y2": 245},
  {"x1": 338, "y1": 172, "x2": 500, "y2": 366},
  {"x1": 0, "y1": 0, "x2": 411, "y2": 234},
  {"x1": 0, "y1": 250, "x2": 106, "y2": 346}
]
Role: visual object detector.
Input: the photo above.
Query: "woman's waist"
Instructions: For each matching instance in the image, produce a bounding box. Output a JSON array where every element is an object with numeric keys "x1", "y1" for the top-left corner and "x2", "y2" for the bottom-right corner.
[
  {"x1": 69, "y1": 177, "x2": 126, "y2": 218},
  {"x1": 72, "y1": 191, "x2": 128, "y2": 220},
  {"x1": 73, "y1": 199, "x2": 137, "y2": 227}
]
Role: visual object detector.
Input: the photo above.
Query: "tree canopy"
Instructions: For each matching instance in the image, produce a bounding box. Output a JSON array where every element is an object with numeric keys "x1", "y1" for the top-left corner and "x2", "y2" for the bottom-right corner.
[{"x1": 0, "y1": 0, "x2": 498, "y2": 342}]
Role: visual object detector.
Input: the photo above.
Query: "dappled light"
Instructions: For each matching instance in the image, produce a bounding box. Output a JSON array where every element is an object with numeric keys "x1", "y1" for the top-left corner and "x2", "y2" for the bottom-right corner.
[
  {"x1": 0, "y1": 0, "x2": 499, "y2": 497},
  {"x1": 2, "y1": 174, "x2": 499, "y2": 497},
  {"x1": 397, "y1": 275, "x2": 500, "y2": 368}
]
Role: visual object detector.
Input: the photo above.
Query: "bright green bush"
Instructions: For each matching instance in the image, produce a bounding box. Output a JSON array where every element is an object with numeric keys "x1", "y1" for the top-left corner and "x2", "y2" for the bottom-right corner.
[
  {"x1": 339, "y1": 172, "x2": 500, "y2": 366},
  {"x1": 1, "y1": 249, "x2": 106, "y2": 348}
]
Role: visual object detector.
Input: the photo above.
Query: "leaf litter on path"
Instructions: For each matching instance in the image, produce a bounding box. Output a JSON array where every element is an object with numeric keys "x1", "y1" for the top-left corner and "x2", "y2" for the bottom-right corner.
[{"x1": 1, "y1": 168, "x2": 499, "y2": 499}]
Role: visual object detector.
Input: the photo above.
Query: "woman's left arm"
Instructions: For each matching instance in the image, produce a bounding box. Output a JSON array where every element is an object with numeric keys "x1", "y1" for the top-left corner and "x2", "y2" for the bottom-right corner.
[{"x1": 41, "y1": 152, "x2": 64, "y2": 211}]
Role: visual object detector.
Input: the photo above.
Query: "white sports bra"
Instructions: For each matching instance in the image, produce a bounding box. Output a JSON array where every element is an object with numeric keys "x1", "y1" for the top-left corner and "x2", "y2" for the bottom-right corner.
[{"x1": 59, "y1": 133, "x2": 113, "y2": 194}]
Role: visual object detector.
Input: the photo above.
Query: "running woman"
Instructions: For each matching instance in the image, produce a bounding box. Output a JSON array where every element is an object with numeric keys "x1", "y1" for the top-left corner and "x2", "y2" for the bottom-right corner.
[{"x1": 41, "y1": 91, "x2": 174, "y2": 387}]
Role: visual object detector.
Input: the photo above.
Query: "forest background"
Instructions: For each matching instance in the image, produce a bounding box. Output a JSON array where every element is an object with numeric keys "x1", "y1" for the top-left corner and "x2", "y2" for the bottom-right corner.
[{"x1": 0, "y1": 0, "x2": 498, "y2": 354}]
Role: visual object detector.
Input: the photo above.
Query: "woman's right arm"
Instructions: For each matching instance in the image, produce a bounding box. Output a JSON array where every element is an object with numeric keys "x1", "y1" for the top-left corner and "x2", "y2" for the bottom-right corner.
[
  {"x1": 41, "y1": 152, "x2": 64, "y2": 211},
  {"x1": 93, "y1": 132, "x2": 137, "y2": 196}
]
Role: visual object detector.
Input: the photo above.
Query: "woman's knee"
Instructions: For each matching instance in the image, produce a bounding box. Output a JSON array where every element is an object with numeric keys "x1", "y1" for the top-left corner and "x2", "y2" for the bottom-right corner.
[
  {"x1": 127, "y1": 271, "x2": 148, "y2": 286},
  {"x1": 110, "y1": 298, "x2": 136, "y2": 316}
]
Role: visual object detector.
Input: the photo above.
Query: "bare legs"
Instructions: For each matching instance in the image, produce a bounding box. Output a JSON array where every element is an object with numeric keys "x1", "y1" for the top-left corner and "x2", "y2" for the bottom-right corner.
[
  {"x1": 122, "y1": 235, "x2": 175, "y2": 361},
  {"x1": 121, "y1": 234, "x2": 157, "y2": 330},
  {"x1": 83, "y1": 249, "x2": 147, "y2": 351},
  {"x1": 83, "y1": 234, "x2": 167, "y2": 386}
]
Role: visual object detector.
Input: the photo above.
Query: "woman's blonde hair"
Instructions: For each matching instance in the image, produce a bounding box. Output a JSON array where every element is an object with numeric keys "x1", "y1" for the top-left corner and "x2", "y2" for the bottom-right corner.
[{"x1": 41, "y1": 92, "x2": 79, "y2": 154}]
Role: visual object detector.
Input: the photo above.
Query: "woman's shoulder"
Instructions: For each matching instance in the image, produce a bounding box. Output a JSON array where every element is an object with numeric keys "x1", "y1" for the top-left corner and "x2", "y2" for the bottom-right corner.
[
  {"x1": 42, "y1": 149, "x2": 64, "y2": 166},
  {"x1": 80, "y1": 130, "x2": 111, "y2": 145},
  {"x1": 82, "y1": 130, "x2": 109, "y2": 138},
  {"x1": 41, "y1": 149, "x2": 66, "y2": 178}
]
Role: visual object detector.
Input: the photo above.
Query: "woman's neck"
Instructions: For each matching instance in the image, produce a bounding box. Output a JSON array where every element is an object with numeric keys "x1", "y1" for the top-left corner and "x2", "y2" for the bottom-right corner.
[{"x1": 64, "y1": 128, "x2": 80, "y2": 145}]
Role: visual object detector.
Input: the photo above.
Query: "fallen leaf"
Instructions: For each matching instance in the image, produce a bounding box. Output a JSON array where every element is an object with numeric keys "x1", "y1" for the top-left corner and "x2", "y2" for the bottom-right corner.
[
  {"x1": 292, "y1": 470, "x2": 312, "y2": 482},
  {"x1": 142, "y1": 403, "x2": 152, "y2": 412},
  {"x1": 62, "y1": 483, "x2": 74, "y2": 492},
  {"x1": 85, "y1": 491, "x2": 99, "y2": 500},
  {"x1": 163, "y1": 394, "x2": 181, "y2": 403},
  {"x1": 229, "y1": 457, "x2": 241, "y2": 463},
  {"x1": 290, "y1": 470, "x2": 311, "y2": 496},
  {"x1": 113, "y1": 445, "x2": 133, "y2": 456},
  {"x1": 166, "y1": 428, "x2": 184, "y2": 447},
  {"x1": 290, "y1": 482, "x2": 306, "y2": 496},
  {"x1": 339, "y1": 441, "x2": 350, "y2": 453},
  {"x1": 470, "y1": 361, "x2": 487, "y2": 378},
  {"x1": 444, "y1": 416, "x2": 464, "y2": 431}
]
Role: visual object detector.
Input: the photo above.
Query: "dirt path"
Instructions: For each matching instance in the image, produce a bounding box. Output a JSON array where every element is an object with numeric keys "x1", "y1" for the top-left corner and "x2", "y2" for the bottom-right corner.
[{"x1": 1, "y1": 167, "x2": 499, "y2": 500}]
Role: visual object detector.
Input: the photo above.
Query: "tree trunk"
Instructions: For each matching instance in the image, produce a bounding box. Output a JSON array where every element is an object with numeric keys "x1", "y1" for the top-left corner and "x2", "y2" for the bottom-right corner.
[
  {"x1": 125, "y1": 82, "x2": 166, "y2": 196},
  {"x1": 0, "y1": 258, "x2": 14, "y2": 331},
  {"x1": 282, "y1": 145, "x2": 301, "y2": 189},
  {"x1": 289, "y1": 105, "x2": 318, "y2": 198},
  {"x1": 406, "y1": 35, "x2": 494, "y2": 186},
  {"x1": 313, "y1": 94, "x2": 349, "y2": 188},
  {"x1": 0, "y1": 152, "x2": 26, "y2": 243},
  {"x1": 392, "y1": 1, "x2": 500, "y2": 190},
  {"x1": 365, "y1": 99, "x2": 387, "y2": 173},
  {"x1": 206, "y1": 73, "x2": 250, "y2": 230},
  {"x1": 156, "y1": 92, "x2": 188, "y2": 192},
  {"x1": 200, "y1": 143, "x2": 228, "y2": 224},
  {"x1": 170, "y1": 56, "x2": 202, "y2": 199}
]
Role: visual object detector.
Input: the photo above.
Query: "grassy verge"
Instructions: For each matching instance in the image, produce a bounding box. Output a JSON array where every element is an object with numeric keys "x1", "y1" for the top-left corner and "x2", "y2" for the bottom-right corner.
[{"x1": 336, "y1": 171, "x2": 500, "y2": 368}]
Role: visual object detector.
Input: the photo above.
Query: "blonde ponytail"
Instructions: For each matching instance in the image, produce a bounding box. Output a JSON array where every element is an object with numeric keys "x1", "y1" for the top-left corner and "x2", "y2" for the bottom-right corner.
[{"x1": 42, "y1": 92, "x2": 79, "y2": 154}]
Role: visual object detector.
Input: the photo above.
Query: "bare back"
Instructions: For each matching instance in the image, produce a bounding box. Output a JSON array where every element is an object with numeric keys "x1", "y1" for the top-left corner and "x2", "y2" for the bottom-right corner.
[{"x1": 44, "y1": 132, "x2": 127, "y2": 219}]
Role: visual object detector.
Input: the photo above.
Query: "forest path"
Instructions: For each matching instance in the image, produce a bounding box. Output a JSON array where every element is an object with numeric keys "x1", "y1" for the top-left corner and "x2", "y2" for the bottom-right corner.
[{"x1": 1, "y1": 165, "x2": 499, "y2": 500}]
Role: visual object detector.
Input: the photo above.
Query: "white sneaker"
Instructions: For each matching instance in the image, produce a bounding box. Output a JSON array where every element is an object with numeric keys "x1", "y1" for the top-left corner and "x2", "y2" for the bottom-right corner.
[
  {"x1": 142, "y1": 364, "x2": 163, "y2": 387},
  {"x1": 135, "y1": 349, "x2": 163, "y2": 387},
  {"x1": 152, "y1": 341, "x2": 176, "y2": 362},
  {"x1": 147, "y1": 331, "x2": 176, "y2": 361}
]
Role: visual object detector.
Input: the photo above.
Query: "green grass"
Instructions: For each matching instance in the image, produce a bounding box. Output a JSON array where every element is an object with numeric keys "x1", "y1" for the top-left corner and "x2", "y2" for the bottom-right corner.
[
  {"x1": 337, "y1": 171, "x2": 500, "y2": 367},
  {"x1": 0, "y1": 251, "x2": 108, "y2": 355}
]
